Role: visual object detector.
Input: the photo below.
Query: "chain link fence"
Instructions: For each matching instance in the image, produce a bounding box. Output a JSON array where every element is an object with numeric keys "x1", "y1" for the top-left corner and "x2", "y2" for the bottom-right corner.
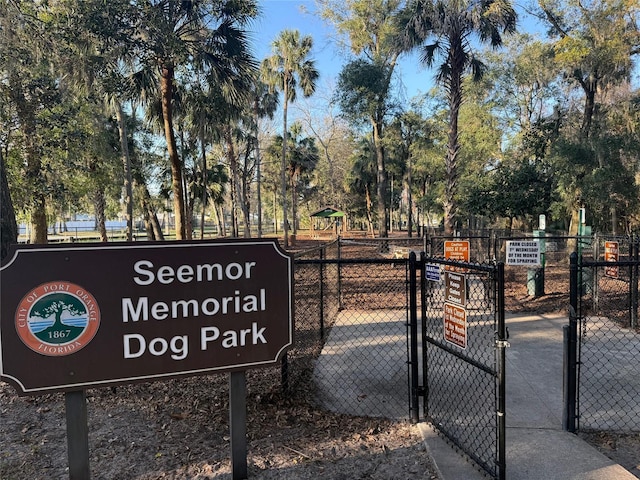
[
  {"x1": 312, "y1": 258, "x2": 410, "y2": 419},
  {"x1": 287, "y1": 240, "x2": 341, "y2": 392},
  {"x1": 577, "y1": 243, "x2": 640, "y2": 433},
  {"x1": 289, "y1": 239, "x2": 414, "y2": 419}
]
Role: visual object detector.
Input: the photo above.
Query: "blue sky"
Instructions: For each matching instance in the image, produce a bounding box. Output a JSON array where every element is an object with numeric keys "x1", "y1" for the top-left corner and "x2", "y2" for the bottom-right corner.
[
  {"x1": 249, "y1": 1, "x2": 552, "y2": 103},
  {"x1": 251, "y1": 0, "x2": 431, "y2": 100},
  {"x1": 251, "y1": 1, "x2": 346, "y2": 87}
]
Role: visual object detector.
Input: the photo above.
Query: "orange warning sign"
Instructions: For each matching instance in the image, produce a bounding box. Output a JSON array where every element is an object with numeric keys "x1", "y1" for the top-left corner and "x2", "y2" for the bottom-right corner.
[
  {"x1": 604, "y1": 241, "x2": 619, "y2": 279},
  {"x1": 444, "y1": 240, "x2": 470, "y2": 272}
]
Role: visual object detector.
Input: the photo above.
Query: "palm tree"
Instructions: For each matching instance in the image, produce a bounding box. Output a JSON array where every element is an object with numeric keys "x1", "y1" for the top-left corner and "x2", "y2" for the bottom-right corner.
[
  {"x1": 250, "y1": 79, "x2": 279, "y2": 237},
  {"x1": 268, "y1": 123, "x2": 320, "y2": 236},
  {"x1": 56, "y1": 0, "x2": 139, "y2": 241},
  {"x1": 182, "y1": 82, "x2": 226, "y2": 239},
  {"x1": 399, "y1": 0, "x2": 516, "y2": 233},
  {"x1": 261, "y1": 30, "x2": 319, "y2": 247},
  {"x1": 288, "y1": 130, "x2": 320, "y2": 235},
  {"x1": 134, "y1": 0, "x2": 258, "y2": 239}
]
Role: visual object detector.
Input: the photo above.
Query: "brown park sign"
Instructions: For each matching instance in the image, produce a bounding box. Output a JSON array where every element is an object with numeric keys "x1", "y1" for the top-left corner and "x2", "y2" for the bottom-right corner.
[{"x1": 0, "y1": 240, "x2": 293, "y2": 395}]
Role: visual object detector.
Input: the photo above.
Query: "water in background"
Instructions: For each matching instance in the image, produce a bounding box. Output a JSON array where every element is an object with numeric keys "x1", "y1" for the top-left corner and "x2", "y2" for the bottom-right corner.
[{"x1": 19, "y1": 219, "x2": 127, "y2": 235}]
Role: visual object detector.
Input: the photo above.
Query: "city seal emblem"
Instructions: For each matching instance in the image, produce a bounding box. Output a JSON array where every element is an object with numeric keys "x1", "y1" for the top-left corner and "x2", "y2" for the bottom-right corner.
[{"x1": 15, "y1": 281, "x2": 100, "y2": 356}]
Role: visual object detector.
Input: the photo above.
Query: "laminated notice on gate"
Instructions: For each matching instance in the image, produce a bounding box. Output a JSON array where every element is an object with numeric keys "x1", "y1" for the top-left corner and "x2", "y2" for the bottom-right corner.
[{"x1": 506, "y1": 240, "x2": 541, "y2": 266}]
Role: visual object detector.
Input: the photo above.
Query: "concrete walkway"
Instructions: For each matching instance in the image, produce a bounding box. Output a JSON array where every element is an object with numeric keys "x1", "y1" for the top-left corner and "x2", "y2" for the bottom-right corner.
[{"x1": 421, "y1": 313, "x2": 637, "y2": 480}]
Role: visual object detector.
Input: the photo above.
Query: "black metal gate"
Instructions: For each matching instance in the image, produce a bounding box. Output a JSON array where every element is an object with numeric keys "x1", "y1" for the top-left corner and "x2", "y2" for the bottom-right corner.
[
  {"x1": 411, "y1": 254, "x2": 507, "y2": 479},
  {"x1": 567, "y1": 245, "x2": 640, "y2": 434},
  {"x1": 292, "y1": 243, "x2": 507, "y2": 478}
]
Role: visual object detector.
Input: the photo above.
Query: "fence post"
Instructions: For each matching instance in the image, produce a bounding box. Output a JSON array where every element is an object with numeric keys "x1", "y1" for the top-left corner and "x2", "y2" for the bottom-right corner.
[
  {"x1": 593, "y1": 234, "x2": 599, "y2": 310},
  {"x1": 65, "y1": 390, "x2": 90, "y2": 480},
  {"x1": 409, "y1": 252, "x2": 419, "y2": 424},
  {"x1": 563, "y1": 252, "x2": 579, "y2": 432},
  {"x1": 337, "y1": 238, "x2": 343, "y2": 311},
  {"x1": 420, "y1": 252, "x2": 428, "y2": 419},
  {"x1": 319, "y1": 248, "x2": 325, "y2": 340},
  {"x1": 496, "y1": 262, "x2": 507, "y2": 480},
  {"x1": 631, "y1": 241, "x2": 638, "y2": 330}
]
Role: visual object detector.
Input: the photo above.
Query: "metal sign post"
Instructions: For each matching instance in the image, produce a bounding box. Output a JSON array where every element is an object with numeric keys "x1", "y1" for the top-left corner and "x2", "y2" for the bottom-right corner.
[
  {"x1": 65, "y1": 390, "x2": 90, "y2": 480},
  {"x1": 230, "y1": 371, "x2": 248, "y2": 480}
]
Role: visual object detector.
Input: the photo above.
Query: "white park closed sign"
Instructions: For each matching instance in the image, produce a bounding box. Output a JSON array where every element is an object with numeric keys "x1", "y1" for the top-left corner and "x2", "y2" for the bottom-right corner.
[{"x1": 506, "y1": 240, "x2": 541, "y2": 266}]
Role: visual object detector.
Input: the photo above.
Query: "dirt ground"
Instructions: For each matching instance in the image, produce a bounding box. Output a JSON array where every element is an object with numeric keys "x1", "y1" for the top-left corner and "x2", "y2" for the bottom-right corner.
[
  {"x1": 0, "y1": 374, "x2": 439, "y2": 479},
  {"x1": 1, "y1": 236, "x2": 637, "y2": 479}
]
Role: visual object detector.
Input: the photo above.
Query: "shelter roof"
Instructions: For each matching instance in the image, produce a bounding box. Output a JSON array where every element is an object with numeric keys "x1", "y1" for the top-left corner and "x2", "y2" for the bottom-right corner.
[{"x1": 310, "y1": 207, "x2": 345, "y2": 218}]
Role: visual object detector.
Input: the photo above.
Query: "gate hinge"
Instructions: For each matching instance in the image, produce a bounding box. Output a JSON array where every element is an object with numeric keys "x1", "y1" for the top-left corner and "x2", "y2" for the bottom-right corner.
[{"x1": 496, "y1": 340, "x2": 510, "y2": 348}]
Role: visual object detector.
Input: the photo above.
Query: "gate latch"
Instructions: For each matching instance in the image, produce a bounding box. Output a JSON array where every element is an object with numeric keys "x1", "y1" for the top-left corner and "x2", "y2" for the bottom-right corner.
[{"x1": 496, "y1": 340, "x2": 510, "y2": 348}]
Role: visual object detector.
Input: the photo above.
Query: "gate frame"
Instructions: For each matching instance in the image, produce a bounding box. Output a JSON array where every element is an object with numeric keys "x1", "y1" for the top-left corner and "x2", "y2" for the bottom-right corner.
[
  {"x1": 409, "y1": 254, "x2": 507, "y2": 480},
  {"x1": 566, "y1": 244, "x2": 640, "y2": 433}
]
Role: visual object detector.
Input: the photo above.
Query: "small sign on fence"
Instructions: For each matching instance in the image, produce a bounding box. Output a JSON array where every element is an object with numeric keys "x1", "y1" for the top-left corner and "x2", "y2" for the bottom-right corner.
[
  {"x1": 506, "y1": 240, "x2": 541, "y2": 266},
  {"x1": 425, "y1": 263, "x2": 441, "y2": 282},
  {"x1": 604, "y1": 241, "x2": 619, "y2": 279},
  {"x1": 445, "y1": 271, "x2": 466, "y2": 306},
  {"x1": 444, "y1": 303, "x2": 466, "y2": 349},
  {"x1": 444, "y1": 240, "x2": 470, "y2": 271}
]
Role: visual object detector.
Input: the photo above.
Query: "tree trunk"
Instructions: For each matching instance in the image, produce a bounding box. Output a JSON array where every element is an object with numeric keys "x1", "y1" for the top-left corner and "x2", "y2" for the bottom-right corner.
[
  {"x1": 200, "y1": 130, "x2": 207, "y2": 240},
  {"x1": 115, "y1": 101, "x2": 133, "y2": 241},
  {"x1": 93, "y1": 187, "x2": 108, "y2": 242},
  {"x1": 291, "y1": 172, "x2": 298, "y2": 236},
  {"x1": 29, "y1": 194, "x2": 47, "y2": 244},
  {"x1": 24, "y1": 124, "x2": 47, "y2": 244},
  {"x1": 241, "y1": 159, "x2": 252, "y2": 238},
  {"x1": 253, "y1": 105, "x2": 263, "y2": 238},
  {"x1": 147, "y1": 201, "x2": 164, "y2": 241},
  {"x1": 224, "y1": 126, "x2": 240, "y2": 238},
  {"x1": 239, "y1": 139, "x2": 252, "y2": 238},
  {"x1": 160, "y1": 65, "x2": 186, "y2": 240},
  {"x1": 215, "y1": 204, "x2": 226, "y2": 237},
  {"x1": 273, "y1": 191, "x2": 278, "y2": 234},
  {"x1": 444, "y1": 65, "x2": 463, "y2": 235},
  {"x1": 11, "y1": 80, "x2": 46, "y2": 244},
  {"x1": 407, "y1": 155, "x2": 413, "y2": 238},
  {"x1": 131, "y1": 157, "x2": 165, "y2": 242},
  {"x1": 142, "y1": 203, "x2": 155, "y2": 240},
  {"x1": 179, "y1": 131, "x2": 192, "y2": 240},
  {"x1": 372, "y1": 120, "x2": 388, "y2": 238},
  {"x1": 1, "y1": 147, "x2": 18, "y2": 259},
  {"x1": 611, "y1": 206, "x2": 617, "y2": 235},
  {"x1": 281, "y1": 88, "x2": 289, "y2": 248},
  {"x1": 365, "y1": 184, "x2": 375, "y2": 238},
  {"x1": 580, "y1": 78, "x2": 597, "y2": 139},
  {"x1": 186, "y1": 196, "x2": 195, "y2": 240}
]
